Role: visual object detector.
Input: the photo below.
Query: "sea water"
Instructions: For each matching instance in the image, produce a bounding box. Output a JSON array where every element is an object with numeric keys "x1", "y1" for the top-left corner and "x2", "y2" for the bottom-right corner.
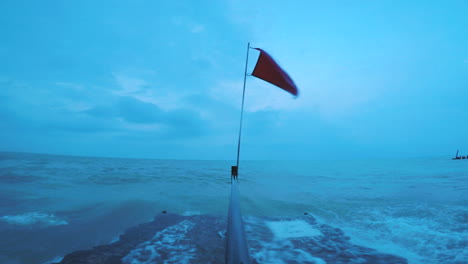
[{"x1": 0, "y1": 152, "x2": 466, "y2": 263}]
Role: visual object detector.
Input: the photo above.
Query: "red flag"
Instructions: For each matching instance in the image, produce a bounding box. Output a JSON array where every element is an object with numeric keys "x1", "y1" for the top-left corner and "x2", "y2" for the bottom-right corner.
[{"x1": 251, "y1": 48, "x2": 298, "y2": 96}]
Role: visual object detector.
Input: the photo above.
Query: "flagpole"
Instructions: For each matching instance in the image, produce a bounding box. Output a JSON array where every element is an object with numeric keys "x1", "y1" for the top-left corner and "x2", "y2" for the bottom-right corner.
[
  {"x1": 226, "y1": 42, "x2": 252, "y2": 264},
  {"x1": 235, "y1": 42, "x2": 250, "y2": 178},
  {"x1": 226, "y1": 44, "x2": 298, "y2": 264}
]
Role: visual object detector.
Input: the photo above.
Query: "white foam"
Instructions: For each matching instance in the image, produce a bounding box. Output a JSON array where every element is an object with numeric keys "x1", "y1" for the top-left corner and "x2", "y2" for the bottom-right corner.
[
  {"x1": 252, "y1": 240, "x2": 326, "y2": 264},
  {"x1": 110, "y1": 235, "x2": 120, "y2": 243},
  {"x1": 243, "y1": 217, "x2": 326, "y2": 263},
  {"x1": 182, "y1": 211, "x2": 201, "y2": 216},
  {"x1": 217, "y1": 230, "x2": 226, "y2": 239},
  {"x1": 122, "y1": 220, "x2": 196, "y2": 264},
  {"x1": 266, "y1": 220, "x2": 322, "y2": 239},
  {"x1": 0, "y1": 212, "x2": 68, "y2": 227},
  {"x1": 333, "y1": 204, "x2": 468, "y2": 264},
  {"x1": 42, "y1": 256, "x2": 64, "y2": 264}
]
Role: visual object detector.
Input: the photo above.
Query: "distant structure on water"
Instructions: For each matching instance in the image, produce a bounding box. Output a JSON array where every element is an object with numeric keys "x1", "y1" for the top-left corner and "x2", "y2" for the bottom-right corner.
[{"x1": 452, "y1": 150, "x2": 467, "y2": 160}]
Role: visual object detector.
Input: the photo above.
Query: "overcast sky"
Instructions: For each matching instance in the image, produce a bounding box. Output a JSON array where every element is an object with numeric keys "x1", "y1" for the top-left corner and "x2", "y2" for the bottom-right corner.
[{"x1": 1, "y1": 0, "x2": 467, "y2": 160}]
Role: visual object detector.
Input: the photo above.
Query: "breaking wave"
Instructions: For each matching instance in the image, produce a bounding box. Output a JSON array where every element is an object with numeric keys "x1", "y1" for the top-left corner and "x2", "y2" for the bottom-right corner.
[{"x1": 0, "y1": 212, "x2": 68, "y2": 227}]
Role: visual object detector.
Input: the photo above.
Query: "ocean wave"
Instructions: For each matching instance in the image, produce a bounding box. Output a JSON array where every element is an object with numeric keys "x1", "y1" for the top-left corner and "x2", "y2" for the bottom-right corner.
[
  {"x1": 43, "y1": 256, "x2": 64, "y2": 264},
  {"x1": 87, "y1": 174, "x2": 157, "y2": 185},
  {"x1": 266, "y1": 220, "x2": 323, "y2": 239},
  {"x1": 122, "y1": 220, "x2": 196, "y2": 264},
  {"x1": 331, "y1": 203, "x2": 468, "y2": 264},
  {"x1": 182, "y1": 211, "x2": 201, "y2": 216},
  {"x1": 0, "y1": 212, "x2": 68, "y2": 227},
  {"x1": 0, "y1": 172, "x2": 43, "y2": 183}
]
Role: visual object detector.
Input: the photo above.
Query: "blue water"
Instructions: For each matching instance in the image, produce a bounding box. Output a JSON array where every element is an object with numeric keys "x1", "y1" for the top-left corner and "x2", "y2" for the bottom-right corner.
[{"x1": 0, "y1": 152, "x2": 467, "y2": 263}]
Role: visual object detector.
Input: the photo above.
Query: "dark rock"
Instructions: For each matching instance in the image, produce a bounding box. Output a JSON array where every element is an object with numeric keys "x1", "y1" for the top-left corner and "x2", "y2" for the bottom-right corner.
[
  {"x1": 56, "y1": 213, "x2": 186, "y2": 264},
  {"x1": 56, "y1": 214, "x2": 408, "y2": 264}
]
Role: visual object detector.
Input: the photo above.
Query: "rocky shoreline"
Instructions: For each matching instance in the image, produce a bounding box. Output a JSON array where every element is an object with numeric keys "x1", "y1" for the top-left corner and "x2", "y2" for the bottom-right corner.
[{"x1": 56, "y1": 213, "x2": 407, "y2": 264}]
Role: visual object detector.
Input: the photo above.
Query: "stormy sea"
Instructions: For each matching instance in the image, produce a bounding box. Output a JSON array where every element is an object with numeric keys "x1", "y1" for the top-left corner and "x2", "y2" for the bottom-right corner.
[{"x1": 0, "y1": 152, "x2": 466, "y2": 264}]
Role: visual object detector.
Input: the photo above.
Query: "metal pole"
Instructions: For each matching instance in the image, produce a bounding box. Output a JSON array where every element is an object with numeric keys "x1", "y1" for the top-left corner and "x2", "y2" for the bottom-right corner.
[
  {"x1": 225, "y1": 180, "x2": 251, "y2": 264},
  {"x1": 225, "y1": 43, "x2": 252, "y2": 264},
  {"x1": 236, "y1": 42, "x2": 250, "y2": 173}
]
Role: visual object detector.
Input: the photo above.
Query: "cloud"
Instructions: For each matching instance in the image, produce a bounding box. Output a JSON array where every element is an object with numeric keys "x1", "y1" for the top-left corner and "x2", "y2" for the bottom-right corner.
[
  {"x1": 83, "y1": 93, "x2": 207, "y2": 139},
  {"x1": 44, "y1": 111, "x2": 119, "y2": 133},
  {"x1": 113, "y1": 74, "x2": 149, "y2": 96},
  {"x1": 1, "y1": 100, "x2": 118, "y2": 134},
  {"x1": 112, "y1": 72, "x2": 195, "y2": 111},
  {"x1": 170, "y1": 16, "x2": 205, "y2": 34},
  {"x1": 0, "y1": 74, "x2": 209, "y2": 143},
  {"x1": 191, "y1": 24, "x2": 205, "y2": 34},
  {"x1": 84, "y1": 97, "x2": 163, "y2": 124},
  {"x1": 116, "y1": 97, "x2": 163, "y2": 124},
  {"x1": 109, "y1": 73, "x2": 212, "y2": 137}
]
